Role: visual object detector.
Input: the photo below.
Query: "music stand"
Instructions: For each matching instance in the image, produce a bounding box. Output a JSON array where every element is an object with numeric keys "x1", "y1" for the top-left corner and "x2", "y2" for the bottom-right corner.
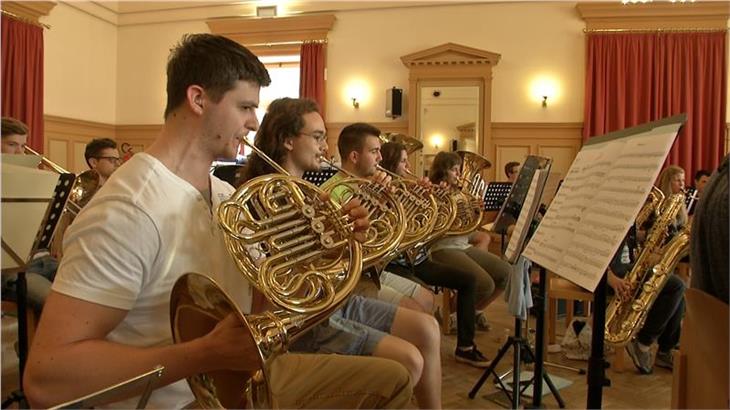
[
  {"x1": 49, "y1": 366, "x2": 164, "y2": 409},
  {"x1": 484, "y1": 182, "x2": 512, "y2": 212},
  {"x1": 1, "y1": 160, "x2": 73, "y2": 408},
  {"x1": 470, "y1": 162, "x2": 565, "y2": 409},
  {"x1": 302, "y1": 168, "x2": 337, "y2": 187}
]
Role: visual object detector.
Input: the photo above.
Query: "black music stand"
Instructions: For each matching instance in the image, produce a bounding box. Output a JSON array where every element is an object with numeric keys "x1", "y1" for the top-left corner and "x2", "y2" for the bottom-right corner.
[
  {"x1": 470, "y1": 163, "x2": 565, "y2": 409},
  {"x1": 1, "y1": 163, "x2": 74, "y2": 409},
  {"x1": 484, "y1": 182, "x2": 513, "y2": 212},
  {"x1": 302, "y1": 168, "x2": 338, "y2": 187}
]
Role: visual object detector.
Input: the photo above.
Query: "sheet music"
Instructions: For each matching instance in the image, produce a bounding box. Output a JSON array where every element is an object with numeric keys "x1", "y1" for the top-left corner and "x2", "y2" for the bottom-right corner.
[
  {"x1": 505, "y1": 169, "x2": 543, "y2": 263},
  {"x1": 522, "y1": 119, "x2": 683, "y2": 291}
]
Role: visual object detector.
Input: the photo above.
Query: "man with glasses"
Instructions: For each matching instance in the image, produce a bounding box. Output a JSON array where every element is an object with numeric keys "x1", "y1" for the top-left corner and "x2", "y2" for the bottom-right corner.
[{"x1": 84, "y1": 138, "x2": 121, "y2": 185}]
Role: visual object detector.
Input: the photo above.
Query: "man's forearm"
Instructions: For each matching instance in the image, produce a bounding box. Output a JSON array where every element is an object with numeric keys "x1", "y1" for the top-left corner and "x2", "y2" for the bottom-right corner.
[{"x1": 25, "y1": 337, "x2": 210, "y2": 408}]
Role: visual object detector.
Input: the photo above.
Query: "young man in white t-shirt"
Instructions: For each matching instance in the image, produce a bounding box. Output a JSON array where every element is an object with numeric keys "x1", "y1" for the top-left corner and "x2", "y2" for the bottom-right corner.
[{"x1": 23, "y1": 34, "x2": 411, "y2": 409}]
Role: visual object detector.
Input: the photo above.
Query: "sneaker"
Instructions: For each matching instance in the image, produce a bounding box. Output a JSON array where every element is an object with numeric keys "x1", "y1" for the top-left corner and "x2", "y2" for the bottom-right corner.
[
  {"x1": 625, "y1": 339, "x2": 652, "y2": 374},
  {"x1": 655, "y1": 350, "x2": 674, "y2": 370},
  {"x1": 455, "y1": 346, "x2": 491, "y2": 368},
  {"x1": 475, "y1": 311, "x2": 492, "y2": 331}
]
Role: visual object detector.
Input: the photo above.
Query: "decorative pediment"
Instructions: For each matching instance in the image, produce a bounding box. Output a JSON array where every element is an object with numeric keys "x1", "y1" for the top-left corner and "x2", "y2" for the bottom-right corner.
[{"x1": 401, "y1": 43, "x2": 501, "y2": 68}]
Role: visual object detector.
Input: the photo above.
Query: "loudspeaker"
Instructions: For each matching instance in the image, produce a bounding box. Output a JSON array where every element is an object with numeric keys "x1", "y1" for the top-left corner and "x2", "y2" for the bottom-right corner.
[
  {"x1": 451, "y1": 139, "x2": 458, "y2": 152},
  {"x1": 386, "y1": 87, "x2": 403, "y2": 118}
]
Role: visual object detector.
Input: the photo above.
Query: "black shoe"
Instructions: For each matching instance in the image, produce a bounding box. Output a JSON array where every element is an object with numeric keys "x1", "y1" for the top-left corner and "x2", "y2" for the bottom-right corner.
[{"x1": 455, "y1": 346, "x2": 491, "y2": 368}]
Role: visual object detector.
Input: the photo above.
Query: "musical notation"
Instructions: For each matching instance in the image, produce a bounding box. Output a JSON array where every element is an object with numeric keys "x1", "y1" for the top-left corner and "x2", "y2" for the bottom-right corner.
[{"x1": 522, "y1": 119, "x2": 685, "y2": 291}]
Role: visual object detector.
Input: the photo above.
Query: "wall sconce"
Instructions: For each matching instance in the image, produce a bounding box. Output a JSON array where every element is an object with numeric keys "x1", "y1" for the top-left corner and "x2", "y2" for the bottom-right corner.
[
  {"x1": 430, "y1": 134, "x2": 443, "y2": 150},
  {"x1": 529, "y1": 75, "x2": 560, "y2": 109},
  {"x1": 351, "y1": 98, "x2": 360, "y2": 109}
]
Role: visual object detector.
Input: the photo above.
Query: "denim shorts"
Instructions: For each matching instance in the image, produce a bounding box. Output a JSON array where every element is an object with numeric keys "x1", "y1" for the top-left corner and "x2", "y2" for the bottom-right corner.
[{"x1": 289, "y1": 295, "x2": 397, "y2": 355}]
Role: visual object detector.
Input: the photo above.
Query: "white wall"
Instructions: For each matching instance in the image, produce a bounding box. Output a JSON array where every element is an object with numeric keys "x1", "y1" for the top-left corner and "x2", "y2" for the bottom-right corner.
[{"x1": 42, "y1": 2, "x2": 118, "y2": 124}]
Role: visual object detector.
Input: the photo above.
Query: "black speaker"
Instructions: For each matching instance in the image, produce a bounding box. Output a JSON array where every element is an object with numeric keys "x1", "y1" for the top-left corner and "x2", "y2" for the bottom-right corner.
[
  {"x1": 386, "y1": 87, "x2": 403, "y2": 118},
  {"x1": 451, "y1": 139, "x2": 458, "y2": 152}
]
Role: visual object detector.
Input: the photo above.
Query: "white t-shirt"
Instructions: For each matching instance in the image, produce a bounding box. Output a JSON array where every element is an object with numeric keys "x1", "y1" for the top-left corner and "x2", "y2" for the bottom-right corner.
[
  {"x1": 429, "y1": 234, "x2": 471, "y2": 254},
  {"x1": 53, "y1": 153, "x2": 252, "y2": 409}
]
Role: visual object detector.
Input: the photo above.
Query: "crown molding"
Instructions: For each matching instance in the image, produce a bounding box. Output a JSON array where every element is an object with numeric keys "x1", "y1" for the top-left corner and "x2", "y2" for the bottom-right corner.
[
  {"x1": 401, "y1": 42, "x2": 501, "y2": 68},
  {"x1": 2, "y1": 1, "x2": 56, "y2": 21},
  {"x1": 207, "y1": 14, "x2": 336, "y2": 45},
  {"x1": 576, "y1": 2, "x2": 730, "y2": 30}
]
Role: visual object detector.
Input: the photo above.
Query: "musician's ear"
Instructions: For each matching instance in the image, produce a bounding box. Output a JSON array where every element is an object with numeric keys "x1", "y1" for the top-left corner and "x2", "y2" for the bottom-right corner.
[{"x1": 283, "y1": 136, "x2": 295, "y2": 151}]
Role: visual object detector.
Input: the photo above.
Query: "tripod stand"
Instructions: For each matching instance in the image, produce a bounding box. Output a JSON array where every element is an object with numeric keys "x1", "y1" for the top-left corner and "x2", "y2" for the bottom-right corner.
[
  {"x1": 2, "y1": 270, "x2": 30, "y2": 409},
  {"x1": 469, "y1": 266, "x2": 565, "y2": 409}
]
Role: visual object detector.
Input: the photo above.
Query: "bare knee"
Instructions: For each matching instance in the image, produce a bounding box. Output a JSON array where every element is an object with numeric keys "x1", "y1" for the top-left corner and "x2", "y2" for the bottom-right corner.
[{"x1": 412, "y1": 313, "x2": 441, "y2": 352}]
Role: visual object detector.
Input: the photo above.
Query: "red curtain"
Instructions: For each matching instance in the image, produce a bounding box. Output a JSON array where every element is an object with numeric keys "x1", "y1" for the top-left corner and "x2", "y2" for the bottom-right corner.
[
  {"x1": 1, "y1": 14, "x2": 44, "y2": 152},
  {"x1": 299, "y1": 41, "x2": 326, "y2": 119},
  {"x1": 583, "y1": 32, "x2": 727, "y2": 182}
]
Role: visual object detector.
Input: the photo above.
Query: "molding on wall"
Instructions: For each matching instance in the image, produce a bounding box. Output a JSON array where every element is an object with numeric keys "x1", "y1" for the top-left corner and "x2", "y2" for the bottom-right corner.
[
  {"x1": 401, "y1": 42, "x2": 501, "y2": 68},
  {"x1": 45, "y1": 114, "x2": 116, "y2": 138},
  {"x1": 576, "y1": 2, "x2": 730, "y2": 30},
  {"x1": 1, "y1": 1, "x2": 56, "y2": 21},
  {"x1": 207, "y1": 14, "x2": 336, "y2": 46}
]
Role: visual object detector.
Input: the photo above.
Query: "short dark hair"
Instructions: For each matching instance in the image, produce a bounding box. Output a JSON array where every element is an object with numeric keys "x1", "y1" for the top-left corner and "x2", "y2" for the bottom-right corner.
[
  {"x1": 694, "y1": 169, "x2": 711, "y2": 181},
  {"x1": 164, "y1": 34, "x2": 271, "y2": 119},
  {"x1": 1, "y1": 117, "x2": 29, "y2": 138},
  {"x1": 337, "y1": 123, "x2": 381, "y2": 164},
  {"x1": 429, "y1": 151, "x2": 462, "y2": 184},
  {"x1": 239, "y1": 98, "x2": 320, "y2": 185},
  {"x1": 85, "y1": 138, "x2": 118, "y2": 167},
  {"x1": 380, "y1": 141, "x2": 406, "y2": 174},
  {"x1": 505, "y1": 161, "x2": 520, "y2": 178}
]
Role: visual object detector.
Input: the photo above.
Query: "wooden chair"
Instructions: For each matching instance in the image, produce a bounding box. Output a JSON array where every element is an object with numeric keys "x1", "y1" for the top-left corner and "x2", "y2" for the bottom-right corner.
[
  {"x1": 672, "y1": 288, "x2": 728, "y2": 409},
  {"x1": 546, "y1": 272, "x2": 593, "y2": 345}
]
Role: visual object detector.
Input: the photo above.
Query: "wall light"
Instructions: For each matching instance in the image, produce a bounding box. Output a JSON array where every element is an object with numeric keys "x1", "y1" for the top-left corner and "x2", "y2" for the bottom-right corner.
[
  {"x1": 529, "y1": 75, "x2": 560, "y2": 109},
  {"x1": 430, "y1": 134, "x2": 444, "y2": 150},
  {"x1": 344, "y1": 80, "x2": 370, "y2": 110}
]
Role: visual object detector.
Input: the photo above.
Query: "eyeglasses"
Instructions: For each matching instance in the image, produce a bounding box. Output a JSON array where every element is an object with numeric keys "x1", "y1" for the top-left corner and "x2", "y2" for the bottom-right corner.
[
  {"x1": 300, "y1": 131, "x2": 327, "y2": 143},
  {"x1": 96, "y1": 156, "x2": 122, "y2": 165}
]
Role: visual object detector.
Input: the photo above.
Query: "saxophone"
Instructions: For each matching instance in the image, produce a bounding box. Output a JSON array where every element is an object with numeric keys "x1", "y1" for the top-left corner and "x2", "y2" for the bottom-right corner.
[{"x1": 604, "y1": 192, "x2": 689, "y2": 346}]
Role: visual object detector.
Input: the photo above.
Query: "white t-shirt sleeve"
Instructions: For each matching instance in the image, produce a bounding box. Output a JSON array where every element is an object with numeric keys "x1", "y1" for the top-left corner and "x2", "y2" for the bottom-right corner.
[{"x1": 52, "y1": 197, "x2": 160, "y2": 310}]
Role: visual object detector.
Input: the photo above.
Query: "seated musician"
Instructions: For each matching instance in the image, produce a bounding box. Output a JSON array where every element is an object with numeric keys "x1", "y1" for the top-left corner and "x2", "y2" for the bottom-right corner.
[
  {"x1": 504, "y1": 161, "x2": 520, "y2": 183},
  {"x1": 420, "y1": 151, "x2": 510, "y2": 364},
  {"x1": 84, "y1": 138, "x2": 122, "y2": 186},
  {"x1": 328, "y1": 123, "x2": 436, "y2": 313},
  {"x1": 607, "y1": 230, "x2": 685, "y2": 374},
  {"x1": 1, "y1": 117, "x2": 57, "y2": 315},
  {"x1": 24, "y1": 34, "x2": 412, "y2": 409},
  {"x1": 610, "y1": 165, "x2": 690, "y2": 374},
  {"x1": 239, "y1": 99, "x2": 442, "y2": 409}
]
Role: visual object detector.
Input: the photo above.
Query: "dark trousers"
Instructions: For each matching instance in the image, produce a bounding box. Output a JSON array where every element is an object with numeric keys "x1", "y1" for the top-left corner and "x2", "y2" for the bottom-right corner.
[
  {"x1": 637, "y1": 274, "x2": 686, "y2": 352},
  {"x1": 389, "y1": 259, "x2": 477, "y2": 348}
]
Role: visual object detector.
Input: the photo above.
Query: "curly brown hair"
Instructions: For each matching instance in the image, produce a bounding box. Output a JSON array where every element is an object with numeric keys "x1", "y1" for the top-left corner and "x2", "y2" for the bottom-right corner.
[
  {"x1": 238, "y1": 98, "x2": 320, "y2": 185},
  {"x1": 428, "y1": 151, "x2": 461, "y2": 185}
]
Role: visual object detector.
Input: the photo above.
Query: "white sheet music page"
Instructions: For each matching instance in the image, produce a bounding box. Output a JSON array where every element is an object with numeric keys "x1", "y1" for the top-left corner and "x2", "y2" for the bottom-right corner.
[
  {"x1": 505, "y1": 169, "x2": 542, "y2": 263},
  {"x1": 522, "y1": 119, "x2": 683, "y2": 291}
]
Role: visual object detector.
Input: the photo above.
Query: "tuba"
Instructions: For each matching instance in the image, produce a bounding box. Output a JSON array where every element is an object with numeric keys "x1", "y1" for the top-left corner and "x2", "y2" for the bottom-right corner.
[
  {"x1": 446, "y1": 150, "x2": 491, "y2": 236},
  {"x1": 604, "y1": 192, "x2": 688, "y2": 346},
  {"x1": 169, "y1": 139, "x2": 363, "y2": 408}
]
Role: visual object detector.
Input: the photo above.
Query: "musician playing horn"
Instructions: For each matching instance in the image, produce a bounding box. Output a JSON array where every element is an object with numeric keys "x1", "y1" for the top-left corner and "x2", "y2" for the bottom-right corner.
[
  {"x1": 84, "y1": 138, "x2": 121, "y2": 186},
  {"x1": 24, "y1": 34, "x2": 412, "y2": 409},
  {"x1": 240, "y1": 101, "x2": 442, "y2": 410}
]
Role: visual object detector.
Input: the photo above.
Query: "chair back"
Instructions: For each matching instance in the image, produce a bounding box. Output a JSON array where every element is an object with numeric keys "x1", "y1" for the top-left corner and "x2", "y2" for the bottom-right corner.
[{"x1": 672, "y1": 288, "x2": 729, "y2": 409}]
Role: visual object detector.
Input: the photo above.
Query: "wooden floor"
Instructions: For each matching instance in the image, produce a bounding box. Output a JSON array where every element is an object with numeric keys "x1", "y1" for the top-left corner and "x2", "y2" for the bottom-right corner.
[
  {"x1": 441, "y1": 299, "x2": 673, "y2": 409},
  {"x1": 2, "y1": 299, "x2": 673, "y2": 409}
]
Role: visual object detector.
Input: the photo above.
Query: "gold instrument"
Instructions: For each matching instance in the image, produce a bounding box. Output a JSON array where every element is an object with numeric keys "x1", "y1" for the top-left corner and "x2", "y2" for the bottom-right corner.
[
  {"x1": 635, "y1": 186, "x2": 665, "y2": 230},
  {"x1": 447, "y1": 150, "x2": 492, "y2": 236},
  {"x1": 605, "y1": 192, "x2": 688, "y2": 346},
  {"x1": 377, "y1": 134, "x2": 455, "y2": 259},
  {"x1": 318, "y1": 156, "x2": 406, "y2": 272},
  {"x1": 170, "y1": 139, "x2": 364, "y2": 408}
]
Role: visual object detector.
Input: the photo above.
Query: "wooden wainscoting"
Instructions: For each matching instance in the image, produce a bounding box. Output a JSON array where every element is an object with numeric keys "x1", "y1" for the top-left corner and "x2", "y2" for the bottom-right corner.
[
  {"x1": 491, "y1": 122, "x2": 584, "y2": 182},
  {"x1": 44, "y1": 115, "x2": 116, "y2": 174}
]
